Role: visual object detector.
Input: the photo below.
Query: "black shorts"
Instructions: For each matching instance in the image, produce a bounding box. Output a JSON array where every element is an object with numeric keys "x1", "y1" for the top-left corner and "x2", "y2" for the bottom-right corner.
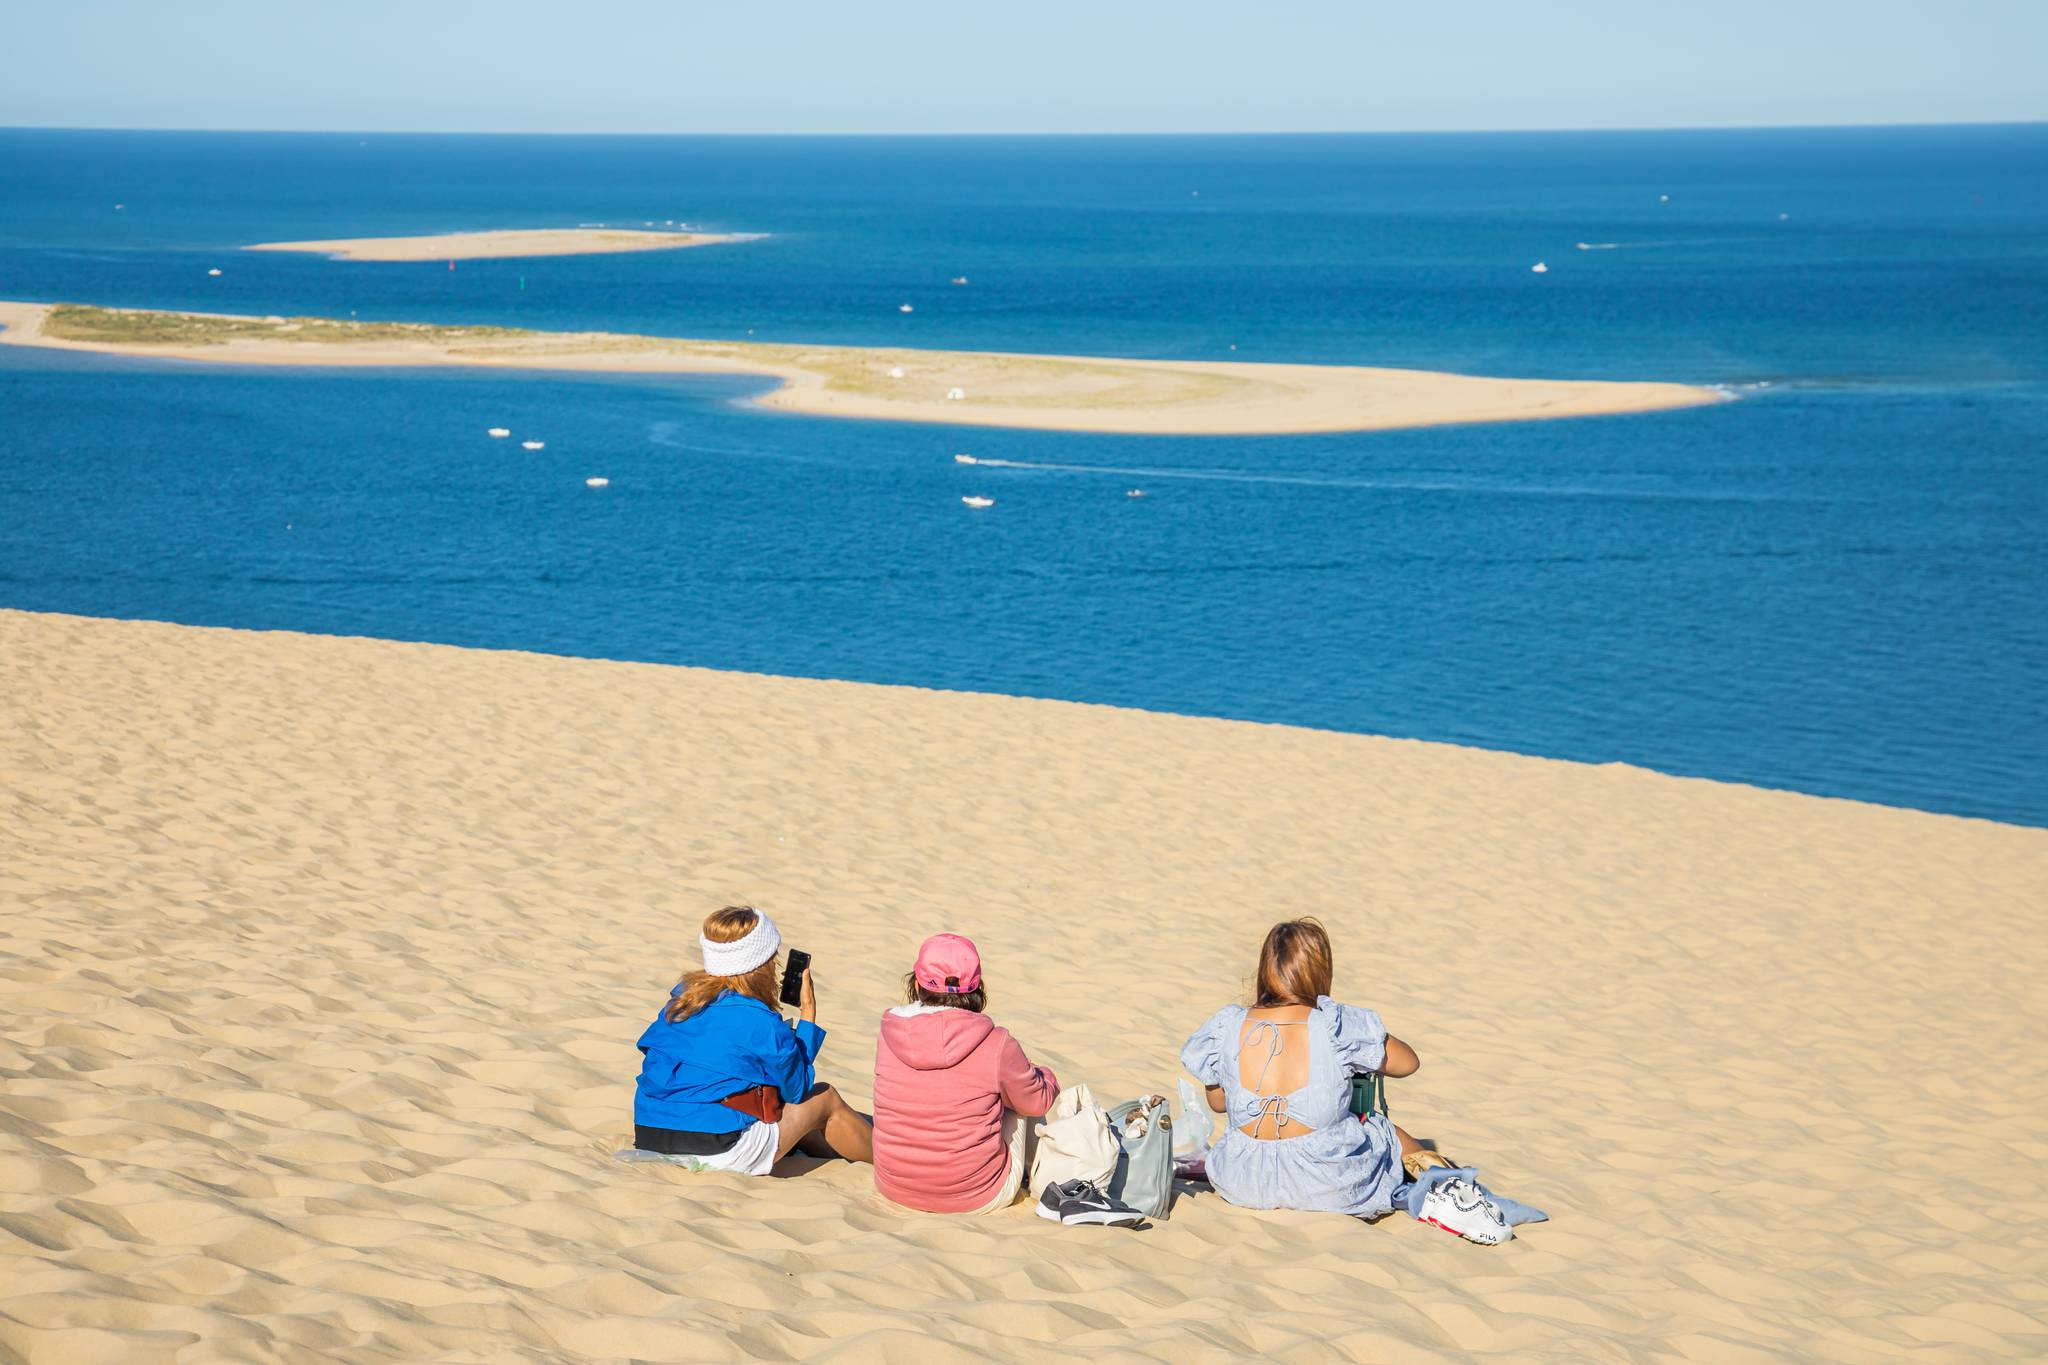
[{"x1": 634, "y1": 1123, "x2": 744, "y2": 1156}]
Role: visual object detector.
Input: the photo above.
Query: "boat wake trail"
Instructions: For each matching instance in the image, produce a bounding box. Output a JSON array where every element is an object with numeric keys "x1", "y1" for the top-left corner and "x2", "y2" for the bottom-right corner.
[
  {"x1": 952, "y1": 455, "x2": 1789, "y2": 504},
  {"x1": 644, "y1": 425, "x2": 1783, "y2": 504},
  {"x1": 1575, "y1": 237, "x2": 1767, "y2": 251}
]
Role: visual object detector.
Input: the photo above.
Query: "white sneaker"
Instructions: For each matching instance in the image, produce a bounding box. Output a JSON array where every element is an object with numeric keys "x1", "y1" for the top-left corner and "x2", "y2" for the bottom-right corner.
[{"x1": 1417, "y1": 1176, "x2": 1512, "y2": 1245}]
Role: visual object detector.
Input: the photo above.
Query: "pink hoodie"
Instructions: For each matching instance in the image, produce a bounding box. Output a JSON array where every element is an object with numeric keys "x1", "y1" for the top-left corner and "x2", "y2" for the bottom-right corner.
[{"x1": 872, "y1": 1004, "x2": 1060, "y2": 1213}]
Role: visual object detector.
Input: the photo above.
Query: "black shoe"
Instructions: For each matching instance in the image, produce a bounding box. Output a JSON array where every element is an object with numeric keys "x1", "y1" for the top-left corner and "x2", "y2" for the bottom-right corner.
[{"x1": 1035, "y1": 1179, "x2": 1144, "y2": 1227}]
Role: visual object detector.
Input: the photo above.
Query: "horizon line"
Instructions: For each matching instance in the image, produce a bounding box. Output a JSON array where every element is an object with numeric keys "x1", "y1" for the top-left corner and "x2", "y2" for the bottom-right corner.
[{"x1": 3, "y1": 117, "x2": 2044, "y2": 140}]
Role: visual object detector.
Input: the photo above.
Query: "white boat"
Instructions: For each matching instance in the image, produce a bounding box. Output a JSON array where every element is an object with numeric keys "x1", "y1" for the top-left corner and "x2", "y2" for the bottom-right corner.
[
  {"x1": 522, "y1": 440, "x2": 546, "y2": 451},
  {"x1": 953, "y1": 454, "x2": 977, "y2": 465},
  {"x1": 1126, "y1": 489, "x2": 1147, "y2": 498},
  {"x1": 961, "y1": 496, "x2": 994, "y2": 509},
  {"x1": 899, "y1": 303, "x2": 915, "y2": 313},
  {"x1": 950, "y1": 276, "x2": 969, "y2": 285},
  {"x1": 1530, "y1": 262, "x2": 1549, "y2": 274},
  {"x1": 207, "y1": 268, "x2": 222, "y2": 276},
  {"x1": 586, "y1": 477, "x2": 610, "y2": 489},
  {"x1": 488, "y1": 427, "x2": 511, "y2": 438}
]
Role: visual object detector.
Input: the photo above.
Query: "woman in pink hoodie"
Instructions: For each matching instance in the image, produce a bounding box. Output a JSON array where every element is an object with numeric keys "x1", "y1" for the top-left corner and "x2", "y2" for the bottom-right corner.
[{"x1": 872, "y1": 933, "x2": 1061, "y2": 1214}]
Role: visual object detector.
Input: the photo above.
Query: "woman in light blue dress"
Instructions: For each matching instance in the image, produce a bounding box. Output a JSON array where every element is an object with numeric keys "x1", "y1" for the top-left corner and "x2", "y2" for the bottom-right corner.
[{"x1": 1180, "y1": 918, "x2": 1427, "y2": 1218}]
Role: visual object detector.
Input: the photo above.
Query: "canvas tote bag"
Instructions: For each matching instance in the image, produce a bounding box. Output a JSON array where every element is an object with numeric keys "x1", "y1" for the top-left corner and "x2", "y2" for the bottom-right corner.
[
  {"x1": 1106, "y1": 1095, "x2": 1175, "y2": 1220},
  {"x1": 1029, "y1": 1083, "x2": 1120, "y2": 1197}
]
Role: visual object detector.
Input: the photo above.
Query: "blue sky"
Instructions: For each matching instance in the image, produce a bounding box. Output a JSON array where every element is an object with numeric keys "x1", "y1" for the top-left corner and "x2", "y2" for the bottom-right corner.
[{"x1": 3, "y1": 0, "x2": 2042, "y2": 134}]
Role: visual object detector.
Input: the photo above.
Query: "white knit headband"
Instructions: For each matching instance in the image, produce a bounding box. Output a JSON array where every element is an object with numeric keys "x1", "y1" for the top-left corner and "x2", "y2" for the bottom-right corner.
[{"x1": 699, "y1": 914, "x2": 780, "y2": 977}]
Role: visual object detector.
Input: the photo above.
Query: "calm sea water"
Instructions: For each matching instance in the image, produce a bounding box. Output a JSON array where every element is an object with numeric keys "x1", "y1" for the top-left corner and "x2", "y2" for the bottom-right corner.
[{"x1": 2, "y1": 127, "x2": 2044, "y2": 825}]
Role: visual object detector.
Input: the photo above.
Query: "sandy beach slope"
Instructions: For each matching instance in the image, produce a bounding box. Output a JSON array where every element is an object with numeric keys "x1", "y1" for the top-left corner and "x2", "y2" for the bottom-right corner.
[
  {"x1": 2, "y1": 608, "x2": 2043, "y2": 1362},
  {"x1": 244, "y1": 229, "x2": 750, "y2": 261},
  {"x1": 0, "y1": 300, "x2": 1722, "y2": 437}
]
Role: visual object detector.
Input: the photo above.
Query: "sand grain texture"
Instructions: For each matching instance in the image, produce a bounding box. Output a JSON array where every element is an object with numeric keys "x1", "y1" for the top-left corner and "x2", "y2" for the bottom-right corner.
[{"x1": 2, "y1": 610, "x2": 2044, "y2": 1362}]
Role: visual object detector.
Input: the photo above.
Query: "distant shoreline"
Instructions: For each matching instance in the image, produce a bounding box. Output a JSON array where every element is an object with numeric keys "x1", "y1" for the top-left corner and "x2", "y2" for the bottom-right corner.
[
  {"x1": 0, "y1": 300, "x2": 1726, "y2": 437},
  {"x1": 245, "y1": 227, "x2": 752, "y2": 261}
]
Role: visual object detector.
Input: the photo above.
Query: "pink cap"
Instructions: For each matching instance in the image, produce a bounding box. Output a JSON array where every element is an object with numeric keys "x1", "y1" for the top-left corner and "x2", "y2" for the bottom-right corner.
[{"x1": 913, "y1": 933, "x2": 982, "y2": 994}]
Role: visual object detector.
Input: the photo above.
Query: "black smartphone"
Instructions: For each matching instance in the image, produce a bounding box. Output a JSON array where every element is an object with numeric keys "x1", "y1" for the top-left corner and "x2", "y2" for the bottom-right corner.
[{"x1": 779, "y1": 949, "x2": 811, "y2": 1007}]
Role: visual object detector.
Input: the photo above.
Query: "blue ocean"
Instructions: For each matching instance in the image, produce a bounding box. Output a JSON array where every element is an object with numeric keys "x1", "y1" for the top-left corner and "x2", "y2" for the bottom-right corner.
[{"x1": 2, "y1": 126, "x2": 2044, "y2": 825}]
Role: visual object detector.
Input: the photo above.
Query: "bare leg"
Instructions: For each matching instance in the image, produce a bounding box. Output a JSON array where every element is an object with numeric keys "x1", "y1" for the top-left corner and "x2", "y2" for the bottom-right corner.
[
  {"x1": 819, "y1": 1091, "x2": 875, "y2": 1164},
  {"x1": 797, "y1": 1099, "x2": 875, "y2": 1160},
  {"x1": 1393, "y1": 1123, "x2": 1425, "y2": 1159},
  {"x1": 773, "y1": 1083, "x2": 875, "y2": 1165}
]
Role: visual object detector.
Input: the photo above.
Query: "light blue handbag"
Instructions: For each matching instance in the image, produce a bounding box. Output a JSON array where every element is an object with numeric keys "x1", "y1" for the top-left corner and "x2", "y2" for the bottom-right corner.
[{"x1": 1105, "y1": 1096, "x2": 1175, "y2": 1220}]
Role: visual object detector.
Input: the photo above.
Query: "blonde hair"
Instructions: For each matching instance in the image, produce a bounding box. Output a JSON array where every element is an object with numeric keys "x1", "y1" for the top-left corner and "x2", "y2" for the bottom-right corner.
[
  {"x1": 664, "y1": 905, "x2": 782, "y2": 1022},
  {"x1": 1254, "y1": 918, "x2": 1333, "y2": 1008}
]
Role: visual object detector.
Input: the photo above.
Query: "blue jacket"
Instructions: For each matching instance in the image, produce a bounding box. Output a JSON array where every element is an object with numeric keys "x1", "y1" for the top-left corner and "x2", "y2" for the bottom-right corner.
[{"x1": 634, "y1": 989, "x2": 825, "y2": 1134}]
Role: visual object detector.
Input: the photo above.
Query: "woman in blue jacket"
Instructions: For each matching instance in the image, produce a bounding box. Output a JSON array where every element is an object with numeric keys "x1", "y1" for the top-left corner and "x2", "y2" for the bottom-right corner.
[{"x1": 633, "y1": 905, "x2": 873, "y2": 1175}]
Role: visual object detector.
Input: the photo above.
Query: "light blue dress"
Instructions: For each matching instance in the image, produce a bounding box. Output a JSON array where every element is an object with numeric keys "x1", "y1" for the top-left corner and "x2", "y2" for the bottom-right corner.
[{"x1": 1180, "y1": 996, "x2": 1404, "y2": 1218}]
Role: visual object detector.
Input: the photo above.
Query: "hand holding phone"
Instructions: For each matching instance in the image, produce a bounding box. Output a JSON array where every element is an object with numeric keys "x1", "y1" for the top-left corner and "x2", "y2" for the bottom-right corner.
[{"x1": 780, "y1": 949, "x2": 812, "y2": 1008}]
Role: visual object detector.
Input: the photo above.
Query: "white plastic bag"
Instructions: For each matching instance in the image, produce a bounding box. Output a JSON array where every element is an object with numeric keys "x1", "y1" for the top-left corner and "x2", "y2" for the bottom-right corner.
[
  {"x1": 1173, "y1": 1078, "x2": 1215, "y2": 1160},
  {"x1": 1029, "y1": 1083, "x2": 1120, "y2": 1197}
]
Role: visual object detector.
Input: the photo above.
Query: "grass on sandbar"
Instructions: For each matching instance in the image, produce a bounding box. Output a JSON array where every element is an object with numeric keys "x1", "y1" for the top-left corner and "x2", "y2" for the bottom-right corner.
[
  {"x1": 39, "y1": 304, "x2": 1268, "y2": 411},
  {"x1": 44, "y1": 305, "x2": 533, "y2": 347}
]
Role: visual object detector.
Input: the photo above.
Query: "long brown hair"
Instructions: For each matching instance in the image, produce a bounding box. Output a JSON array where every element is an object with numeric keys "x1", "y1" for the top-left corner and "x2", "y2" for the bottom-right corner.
[
  {"x1": 1253, "y1": 918, "x2": 1333, "y2": 1008},
  {"x1": 665, "y1": 905, "x2": 782, "y2": 1022}
]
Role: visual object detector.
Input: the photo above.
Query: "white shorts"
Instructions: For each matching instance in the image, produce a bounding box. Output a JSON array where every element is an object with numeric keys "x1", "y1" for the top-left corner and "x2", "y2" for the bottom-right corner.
[
  {"x1": 695, "y1": 1120, "x2": 781, "y2": 1177},
  {"x1": 965, "y1": 1109, "x2": 1031, "y2": 1215}
]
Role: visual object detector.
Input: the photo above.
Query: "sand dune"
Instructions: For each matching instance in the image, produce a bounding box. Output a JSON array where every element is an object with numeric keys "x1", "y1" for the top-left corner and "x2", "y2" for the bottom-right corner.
[
  {"x1": 0, "y1": 300, "x2": 1722, "y2": 437},
  {"x1": 2, "y1": 608, "x2": 2043, "y2": 1362},
  {"x1": 244, "y1": 229, "x2": 750, "y2": 261}
]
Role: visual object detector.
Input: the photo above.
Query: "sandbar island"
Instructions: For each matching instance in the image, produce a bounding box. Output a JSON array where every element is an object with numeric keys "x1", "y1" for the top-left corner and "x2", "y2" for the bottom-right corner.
[
  {"x1": 245, "y1": 227, "x2": 753, "y2": 262},
  {"x1": 0, "y1": 301, "x2": 1725, "y2": 437}
]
